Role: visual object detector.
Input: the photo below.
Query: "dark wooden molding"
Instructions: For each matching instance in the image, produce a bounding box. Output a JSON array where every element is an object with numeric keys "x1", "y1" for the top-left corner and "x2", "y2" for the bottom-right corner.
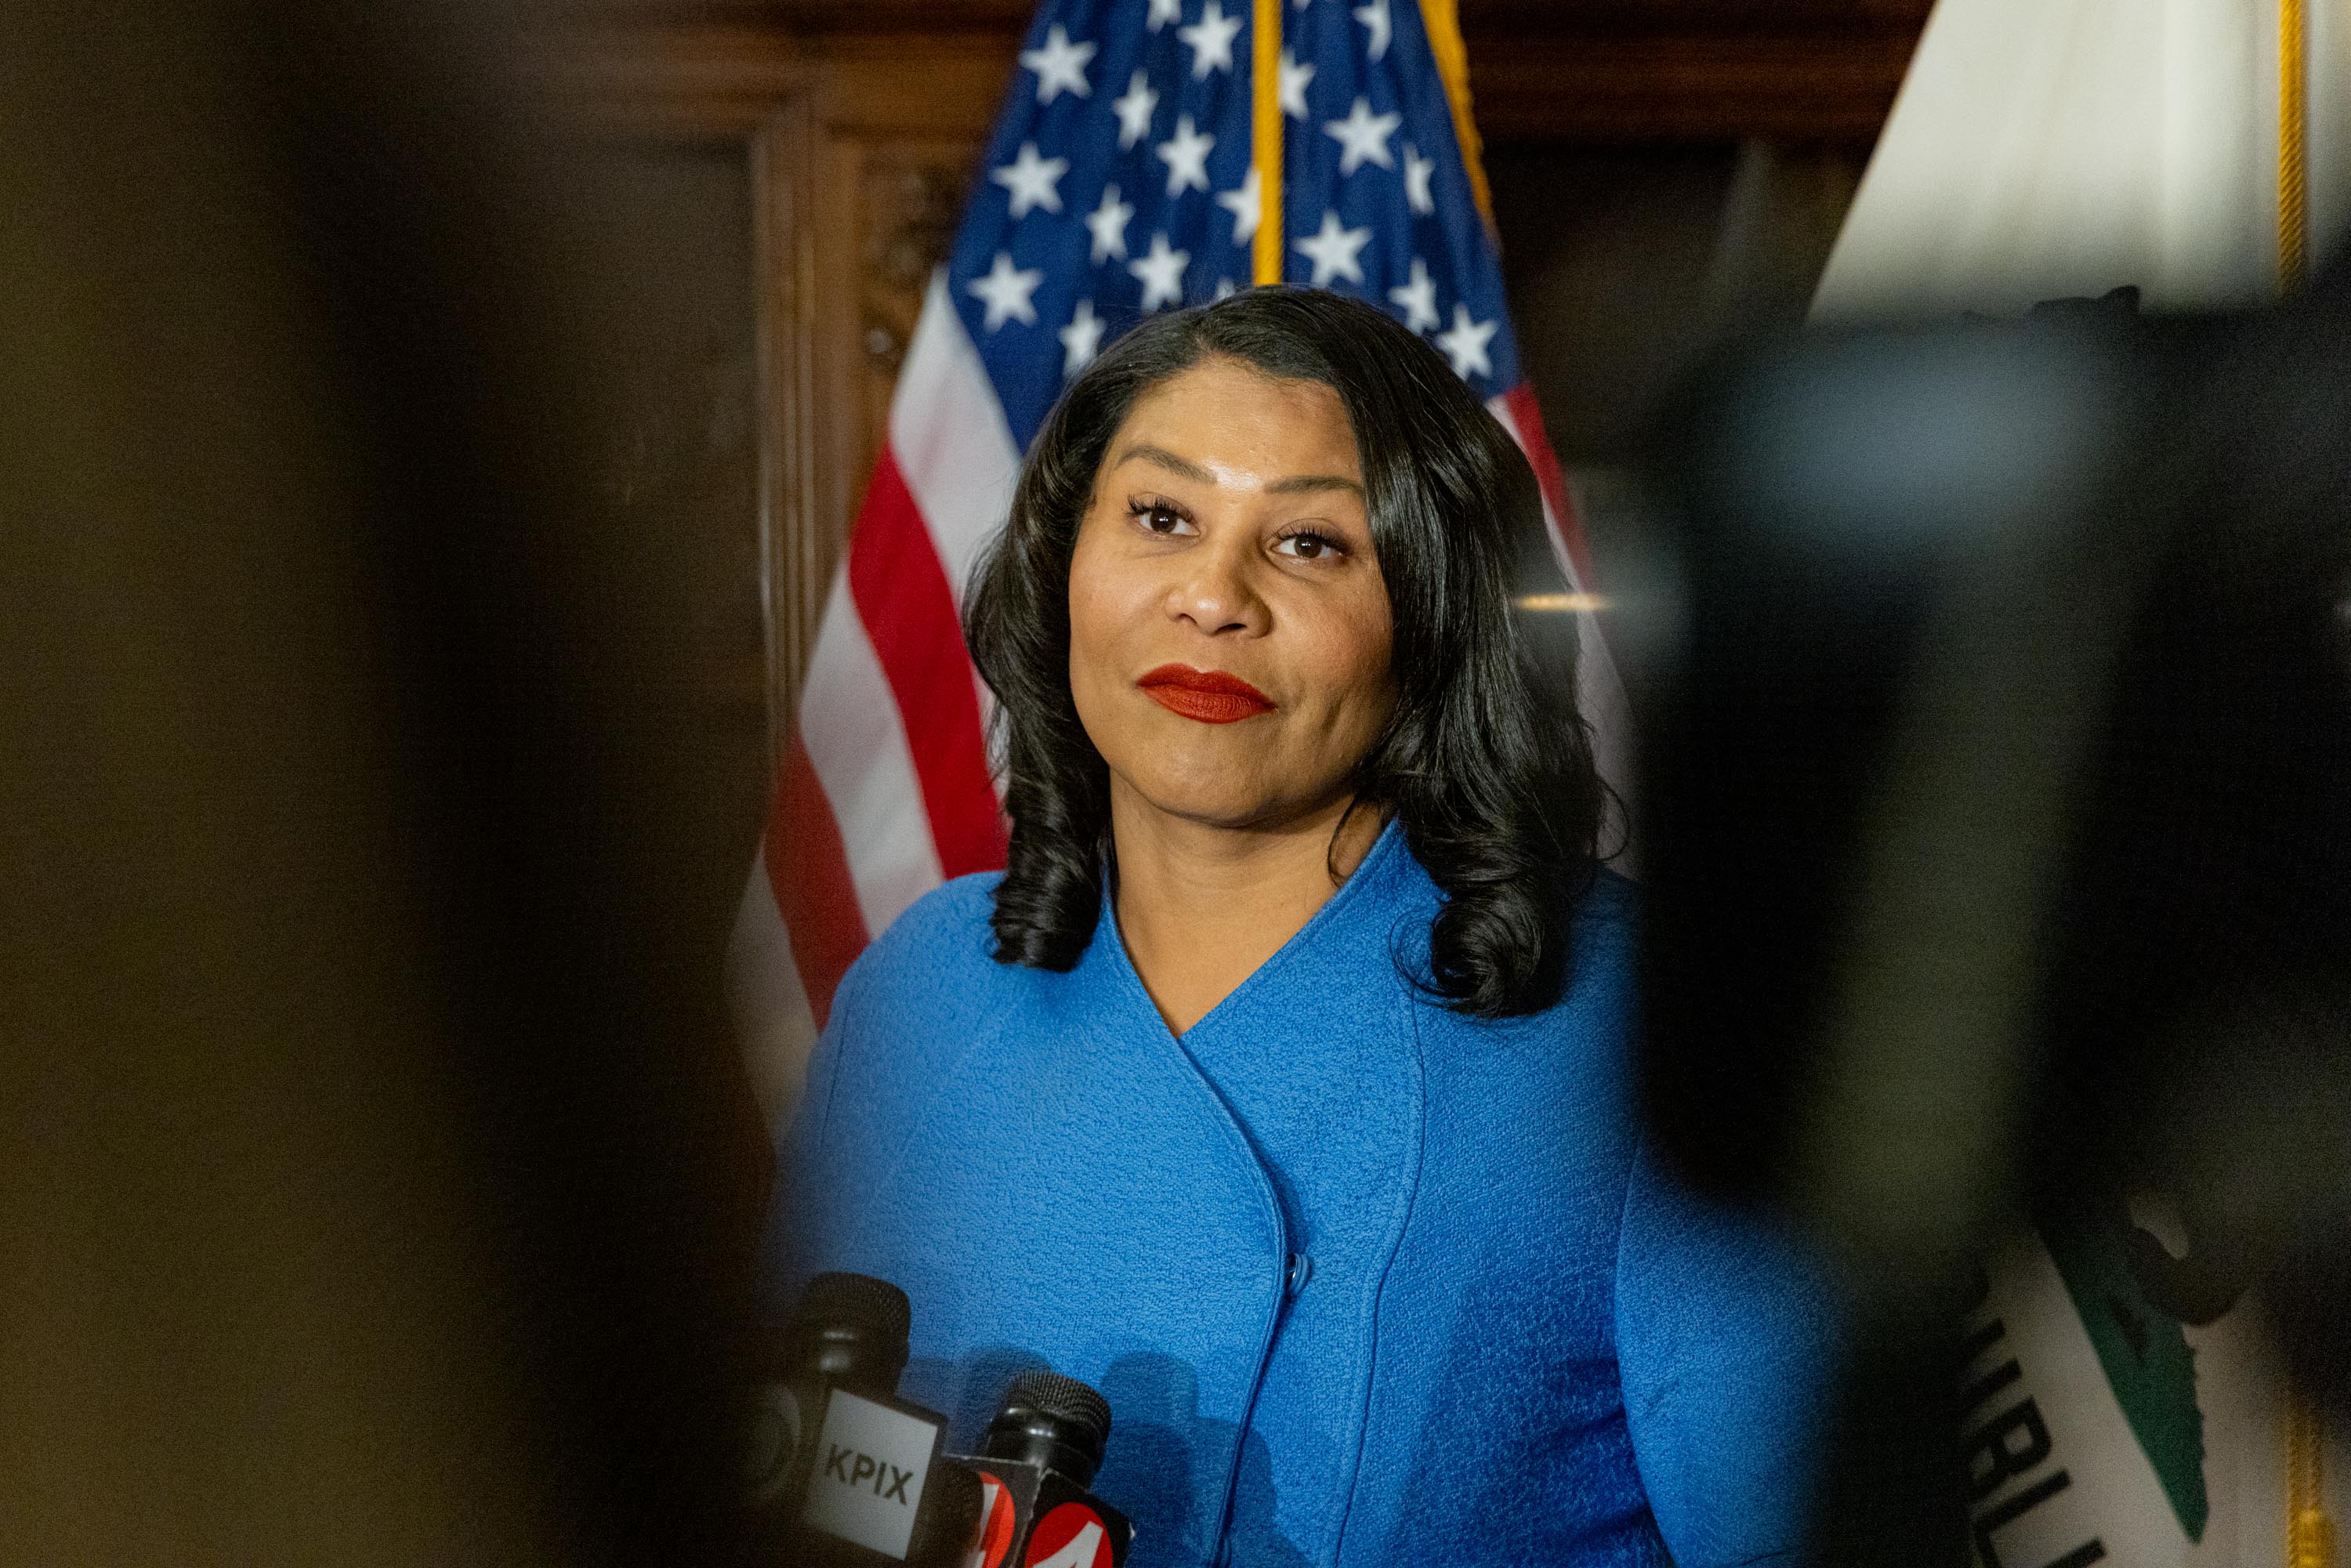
[
  {"x1": 1453, "y1": 1, "x2": 1925, "y2": 144},
  {"x1": 1460, "y1": 0, "x2": 1928, "y2": 27},
  {"x1": 520, "y1": 0, "x2": 1033, "y2": 29},
  {"x1": 1464, "y1": 27, "x2": 1921, "y2": 143},
  {"x1": 520, "y1": 25, "x2": 1014, "y2": 139},
  {"x1": 751, "y1": 99, "x2": 818, "y2": 761},
  {"x1": 521, "y1": 0, "x2": 1926, "y2": 25},
  {"x1": 520, "y1": 2, "x2": 1924, "y2": 145}
]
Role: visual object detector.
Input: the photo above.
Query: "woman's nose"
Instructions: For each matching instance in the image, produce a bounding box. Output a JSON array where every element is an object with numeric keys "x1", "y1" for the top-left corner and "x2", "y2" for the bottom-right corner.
[{"x1": 1166, "y1": 534, "x2": 1267, "y2": 636}]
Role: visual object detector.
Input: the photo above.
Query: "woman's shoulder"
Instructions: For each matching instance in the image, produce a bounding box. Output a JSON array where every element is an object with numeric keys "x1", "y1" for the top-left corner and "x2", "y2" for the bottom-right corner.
[
  {"x1": 1393, "y1": 853, "x2": 1639, "y2": 1014},
  {"x1": 855, "y1": 870, "x2": 1005, "y2": 980},
  {"x1": 1577, "y1": 861, "x2": 1639, "y2": 939},
  {"x1": 1567, "y1": 862, "x2": 1639, "y2": 990},
  {"x1": 832, "y1": 870, "x2": 1006, "y2": 1030},
  {"x1": 792, "y1": 872, "x2": 1021, "y2": 1167},
  {"x1": 1395, "y1": 856, "x2": 1640, "y2": 1100}
]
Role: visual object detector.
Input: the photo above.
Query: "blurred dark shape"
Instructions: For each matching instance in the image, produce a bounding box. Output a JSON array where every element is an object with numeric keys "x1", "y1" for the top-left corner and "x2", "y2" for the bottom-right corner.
[
  {"x1": 0, "y1": 2, "x2": 770, "y2": 1563},
  {"x1": 1638, "y1": 257, "x2": 2351, "y2": 1559},
  {"x1": 1488, "y1": 139, "x2": 1871, "y2": 597}
]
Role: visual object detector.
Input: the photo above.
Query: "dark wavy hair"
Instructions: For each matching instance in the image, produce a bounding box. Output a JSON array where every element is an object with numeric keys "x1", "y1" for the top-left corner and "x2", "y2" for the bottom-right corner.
[{"x1": 962, "y1": 286, "x2": 1604, "y2": 1018}]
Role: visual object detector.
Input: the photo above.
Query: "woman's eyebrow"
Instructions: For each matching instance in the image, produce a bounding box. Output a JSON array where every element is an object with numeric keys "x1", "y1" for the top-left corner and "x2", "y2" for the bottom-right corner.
[
  {"x1": 1266, "y1": 473, "x2": 1364, "y2": 497},
  {"x1": 1113, "y1": 443, "x2": 1215, "y2": 483},
  {"x1": 1113, "y1": 443, "x2": 1365, "y2": 498}
]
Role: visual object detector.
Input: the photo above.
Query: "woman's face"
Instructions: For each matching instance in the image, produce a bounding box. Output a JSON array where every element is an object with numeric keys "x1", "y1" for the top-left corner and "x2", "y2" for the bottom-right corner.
[{"x1": 1068, "y1": 356, "x2": 1396, "y2": 832}]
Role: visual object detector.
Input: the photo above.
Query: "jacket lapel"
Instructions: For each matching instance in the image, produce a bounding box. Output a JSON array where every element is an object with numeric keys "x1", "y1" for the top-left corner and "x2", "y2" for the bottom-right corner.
[{"x1": 839, "y1": 918, "x2": 1287, "y2": 1566}]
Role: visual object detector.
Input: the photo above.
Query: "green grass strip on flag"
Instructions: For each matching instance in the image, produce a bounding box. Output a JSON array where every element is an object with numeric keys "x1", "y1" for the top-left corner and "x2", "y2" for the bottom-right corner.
[{"x1": 2036, "y1": 1204, "x2": 2210, "y2": 1541}]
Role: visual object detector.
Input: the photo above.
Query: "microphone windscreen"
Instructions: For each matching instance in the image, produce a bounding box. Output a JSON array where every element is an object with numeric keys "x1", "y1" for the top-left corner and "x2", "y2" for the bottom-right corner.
[
  {"x1": 793, "y1": 1272, "x2": 911, "y2": 1342},
  {"x1": 1004, "y1": 1372, "x2": 1111, "y2": 1448}
]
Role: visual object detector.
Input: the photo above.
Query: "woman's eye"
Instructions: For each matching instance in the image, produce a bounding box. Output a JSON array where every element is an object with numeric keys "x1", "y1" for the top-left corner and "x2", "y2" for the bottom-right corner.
[
  {"x1": 1275, "y1": 531, "x2": 1341, "y2": 560},
  {"x1": 1129, "y1": 499, "x2": 1191, "y2": 535}
]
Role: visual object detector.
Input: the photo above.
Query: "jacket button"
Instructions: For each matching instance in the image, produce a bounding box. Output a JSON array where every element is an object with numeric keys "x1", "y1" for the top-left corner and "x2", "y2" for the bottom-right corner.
[{"x1": 1284, "y1": 1252, "x2": 1313, "y2": 1297}]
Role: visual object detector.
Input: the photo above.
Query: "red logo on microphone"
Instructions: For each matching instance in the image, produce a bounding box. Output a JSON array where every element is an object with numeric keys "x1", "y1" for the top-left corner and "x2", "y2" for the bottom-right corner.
[
  {"x1": 964, "y1": 1473, "x2": 1017, "y2": 1568},
  {"x1": 1022, "y1": 1501, "x2": 1112, "y2": 1568}
]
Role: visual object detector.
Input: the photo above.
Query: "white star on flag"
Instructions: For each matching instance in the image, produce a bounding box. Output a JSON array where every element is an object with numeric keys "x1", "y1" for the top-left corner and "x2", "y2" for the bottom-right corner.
[
  {"x1": 1324, "y1": 96, "x2": 1401, "y2": 177},
  {"x1": 1353, "y1": 0, "x2": 1391, "y2": 60},
  {"x1": 1402, "y1": 143, "x2": 1436, "y2": 215},
  {"x1": 1060, "y1": 298, "x2": 1107, "y2": 375},
  {"x1": 1178, "y1": 0, "x2": 1243, "y2": 78},
  {"x1": 1294, "y1": 209, "x2": 1371, "y2": 287},
  {"x1": 991, "y1": 141, "x2": 1069, "y2": 218},
  {"x1": 1436, "y1": 302, "x2": 1497, "y2": 378},
  {"x1": 1278, "y1": 49, "x2": 1315, "y2": 120},
  {"x1": 1129, "y1": 232, "x2": 1190, "y2": 310},
  {"x1": 1085, "y1": 183, "x2": 1135, "y2": 263},
  {"x1": 1215, "y1": 277, "x2": 1238, "y2": 299},
  {"x1": 1146, "y1": 0, "x2": 1182, "y2": 29},
  {"x1": 1019, "y1": 24, "x2": 1095, "y2": 103},
  {"x1": 967, "y1": 251, "x2": 1044, "y2": 330},
  {"x1": 1215, "y1": 168, "x2": 1262, "y2": 244},
  {"x1": 1112, "y1": 70, "x2": 1158, "y2": 150},
  {"x1": 1387, "y1": 256, "x2": 1439, "y2": 331},
  {"x1": 1156, "y1": 114, "x2": 1215, "y2": 197}
]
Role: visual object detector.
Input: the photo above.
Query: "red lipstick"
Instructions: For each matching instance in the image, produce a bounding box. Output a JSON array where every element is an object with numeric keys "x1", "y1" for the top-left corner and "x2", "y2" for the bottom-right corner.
[{"x1": 1136, "y1": 664, "x2": 1275, "y2": 723}]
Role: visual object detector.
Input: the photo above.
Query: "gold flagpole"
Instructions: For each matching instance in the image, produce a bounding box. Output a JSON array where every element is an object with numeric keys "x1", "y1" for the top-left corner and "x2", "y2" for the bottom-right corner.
[
  {"x1": 2288, "y1": 1385, "x2": 2333, "y2": 1568},
  {"x1": 2278, "y1": 5, "x2": 2325, "y2": 1562},
  {"x1": 1250, "y1": 0, "x2": 1281, "y2": 285},
  {"x1": 2280, "y1": 0, "x2": 2310, "y2": 288},
  {"x1": 1416, "y1": 0, "x2": 1494, "y2": 233}
]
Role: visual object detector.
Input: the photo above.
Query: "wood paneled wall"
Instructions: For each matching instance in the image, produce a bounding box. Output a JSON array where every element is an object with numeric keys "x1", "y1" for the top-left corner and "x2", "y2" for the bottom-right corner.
[{"x1": 530, "y1": 26, "x2": 1017, "y2": 751}]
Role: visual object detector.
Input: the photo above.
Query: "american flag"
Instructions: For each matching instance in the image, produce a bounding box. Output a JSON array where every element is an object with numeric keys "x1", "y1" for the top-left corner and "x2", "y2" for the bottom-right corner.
[{"x1": 730, "y1": 0, "x2": 1632, "y2": 1120}]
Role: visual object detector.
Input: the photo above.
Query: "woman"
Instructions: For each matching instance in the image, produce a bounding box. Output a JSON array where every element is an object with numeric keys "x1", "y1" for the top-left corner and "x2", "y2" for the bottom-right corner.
[{"x1": 773, "y1": 289, "x2": 1834, "y2": 1566}]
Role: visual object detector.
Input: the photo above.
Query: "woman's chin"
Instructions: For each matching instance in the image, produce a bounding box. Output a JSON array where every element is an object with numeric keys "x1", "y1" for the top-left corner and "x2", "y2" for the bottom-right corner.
[
  {"x1": 1125, "y1": 782, "x2": 1271, "y2": 830},
  {"x1": 1114, "y1": 765, "x2": 1338, "y2": 836}
]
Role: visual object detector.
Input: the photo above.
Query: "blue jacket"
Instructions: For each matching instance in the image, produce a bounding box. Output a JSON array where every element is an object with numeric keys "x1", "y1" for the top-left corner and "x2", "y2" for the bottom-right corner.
[{"x1": 770, "y1": 824, "x2": 1838, "y2": 1566}]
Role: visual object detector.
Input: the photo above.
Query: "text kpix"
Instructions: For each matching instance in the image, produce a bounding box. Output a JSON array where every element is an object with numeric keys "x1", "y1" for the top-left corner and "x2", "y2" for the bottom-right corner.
[{"x1": 821, "y1": 1443, "x2": 917, "y2": 1506}]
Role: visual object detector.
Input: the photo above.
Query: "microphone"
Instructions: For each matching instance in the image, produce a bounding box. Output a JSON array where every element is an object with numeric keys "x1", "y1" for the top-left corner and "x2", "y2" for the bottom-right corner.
[
  {"x1": 948, "y1": 1373, "x2": 1132, "y2": 1568},
  {"x1": 747, "y1": 1271, "x2": 911, "y2": 1524},
  {"x1": 746, "y1": 1271, "x2": 979, "y2": 1566}
]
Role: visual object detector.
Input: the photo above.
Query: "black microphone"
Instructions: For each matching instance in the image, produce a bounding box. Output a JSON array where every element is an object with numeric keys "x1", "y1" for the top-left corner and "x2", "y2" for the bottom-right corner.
[
  {"x1": 948, "y1": 1373, "x2": 1132, "y2": 1568},
  {"x1": 745, "y1": 1272, "x2": 979, "y2": 1566},
  {"x1": 747, "y1": 1271, "x2": 910, "y2": 1523}
]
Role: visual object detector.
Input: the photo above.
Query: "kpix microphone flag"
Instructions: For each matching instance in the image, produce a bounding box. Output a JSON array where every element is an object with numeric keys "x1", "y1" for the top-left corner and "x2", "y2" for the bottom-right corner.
[
  {"x1": 730, "y1": 0, "x2": 1631, "y2": 1121},
  {"x1": 745, "y1": 1272, "x2": 979, "y2": 1566}
]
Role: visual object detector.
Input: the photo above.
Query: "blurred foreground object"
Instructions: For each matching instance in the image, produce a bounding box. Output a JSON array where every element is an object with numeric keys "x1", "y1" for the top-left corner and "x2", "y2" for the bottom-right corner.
[
  {"x1": 1721, "y1": 0, "x2": 2351, "y2": 1561},
  {"x1": 0, "y1": 2, "x2": 766, "y2": 1562},
  {"x1": 1640, "y1": 253, "x2": 2351, "y2": 1568}
]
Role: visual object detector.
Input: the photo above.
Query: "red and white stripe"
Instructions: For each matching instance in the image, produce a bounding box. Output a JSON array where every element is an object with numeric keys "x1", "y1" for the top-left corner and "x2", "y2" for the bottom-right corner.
[
  {"x1": 731, "y1": 277, "x2": 1633, "y2": 1125},
  {"x1": 730, "y1": 273, "x2": 1020, "y2": 1117}
]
